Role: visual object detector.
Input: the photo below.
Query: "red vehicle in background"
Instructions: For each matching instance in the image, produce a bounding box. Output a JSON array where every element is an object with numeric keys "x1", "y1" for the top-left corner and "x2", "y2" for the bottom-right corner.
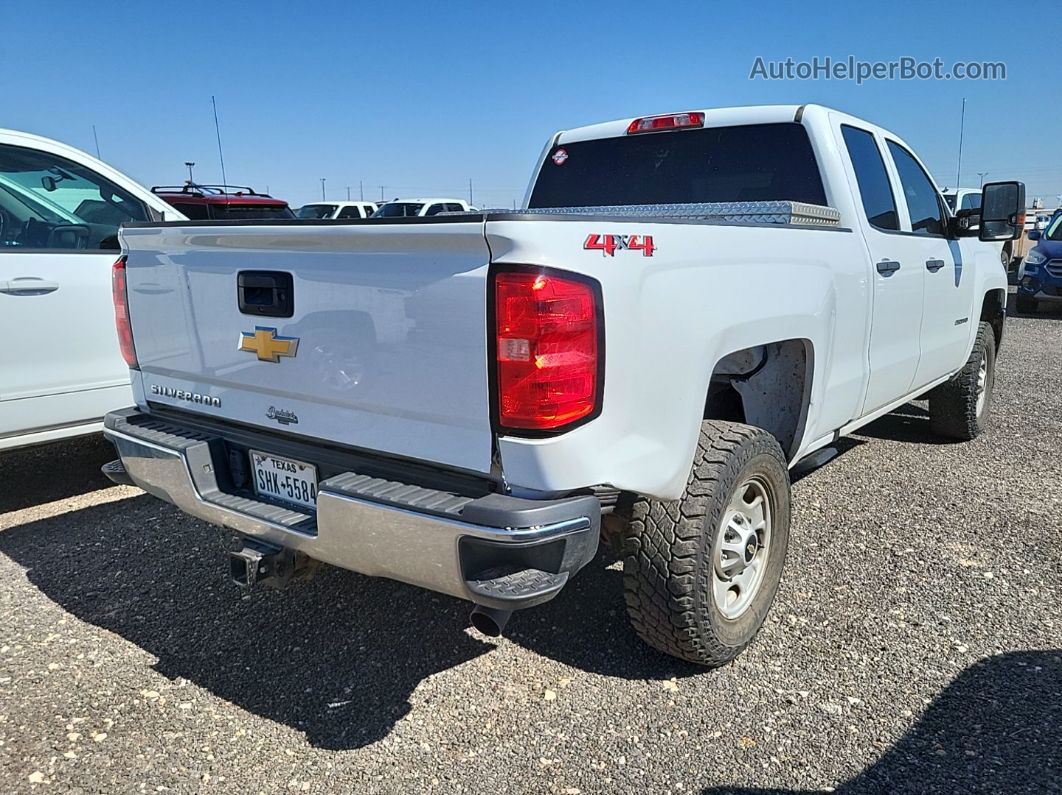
[{"x1": 151, "y1": 184, "x2": 295, "y2": 220}]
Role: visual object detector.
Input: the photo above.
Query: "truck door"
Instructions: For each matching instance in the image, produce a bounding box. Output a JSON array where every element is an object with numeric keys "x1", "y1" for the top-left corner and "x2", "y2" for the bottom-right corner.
[
  {"x1": 884, "y1": 140, "x2": 975, "y2": 387},
  {"x1": 0, "y1": 141, "x2": 145, "y2": 437},
  {"x1": 837, "y1": 124, "x2": 925, "y2": 415}
]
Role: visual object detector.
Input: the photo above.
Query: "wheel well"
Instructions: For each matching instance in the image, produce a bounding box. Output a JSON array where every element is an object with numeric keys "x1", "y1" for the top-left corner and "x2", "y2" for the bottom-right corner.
[
  {"x1": 980, "y1": 289, "x2": 1005, "y2": 351},
  {"x1": 704, "y1": 339, "x2": 812, "y2": 461}
]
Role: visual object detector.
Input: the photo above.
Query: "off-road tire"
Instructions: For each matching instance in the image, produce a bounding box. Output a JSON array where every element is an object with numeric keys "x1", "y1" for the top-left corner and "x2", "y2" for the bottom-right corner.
[
  {"x1": 929, "y1": 321, "x2": 996, "y2": 441},
  {"x1": 1016, "y1": 293, "x2": 1038, "y2": 314},
  {"x1": 620, "y1": 421, "x2": 791, "y2": 667}
]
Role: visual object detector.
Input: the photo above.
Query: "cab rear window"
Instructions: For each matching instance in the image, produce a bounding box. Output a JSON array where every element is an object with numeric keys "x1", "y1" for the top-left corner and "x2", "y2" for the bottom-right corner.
[{"x1": 529, "y1": 122, "x2": 826, "y2": 208}]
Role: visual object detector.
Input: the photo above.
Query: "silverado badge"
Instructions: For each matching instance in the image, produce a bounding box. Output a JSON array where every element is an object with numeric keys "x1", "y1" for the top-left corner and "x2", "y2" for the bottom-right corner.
[{"x1": 238, "y1": 326, "x2": 300, "y2": 363}]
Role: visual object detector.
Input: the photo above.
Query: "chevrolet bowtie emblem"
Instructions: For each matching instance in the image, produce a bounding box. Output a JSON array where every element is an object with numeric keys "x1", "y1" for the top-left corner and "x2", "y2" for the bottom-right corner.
[{"x1": 238, "y1": 326, "x2": 299, "y2": 363}]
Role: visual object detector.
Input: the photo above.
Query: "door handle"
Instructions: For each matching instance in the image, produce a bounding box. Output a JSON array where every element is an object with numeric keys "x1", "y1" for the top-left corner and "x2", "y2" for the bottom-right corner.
[
  {"x1": 925, "y1": 259, "x2": 945, "y2": 273},
  {"x1": 0, "y1": 278, "x2": 60, "y2": 295},
  {"x1": 876, "y1": 260, "x2": 901, "y2": 276}
]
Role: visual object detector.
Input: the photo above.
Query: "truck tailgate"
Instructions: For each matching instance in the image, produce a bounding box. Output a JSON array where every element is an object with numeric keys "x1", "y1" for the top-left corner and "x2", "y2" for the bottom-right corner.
[{"x1": 119, "y1": 221, "x2": 494, "y2": 474}]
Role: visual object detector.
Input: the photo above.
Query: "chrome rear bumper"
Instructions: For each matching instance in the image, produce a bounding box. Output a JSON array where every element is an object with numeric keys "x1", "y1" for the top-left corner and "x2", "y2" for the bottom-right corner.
[{"x1": 104, "y1": 408, "x2": 599, "y2": 609}]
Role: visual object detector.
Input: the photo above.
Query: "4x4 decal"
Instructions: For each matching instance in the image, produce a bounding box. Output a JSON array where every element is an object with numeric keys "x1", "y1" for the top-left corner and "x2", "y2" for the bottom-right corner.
[{"x1": 583, "y1": 233, "x2": 656, "y2": 257}]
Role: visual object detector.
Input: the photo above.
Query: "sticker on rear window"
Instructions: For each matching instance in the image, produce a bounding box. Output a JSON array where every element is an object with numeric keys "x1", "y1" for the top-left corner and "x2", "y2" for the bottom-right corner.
[{"x1": 551, "y1": 148, "x2": 568, "y2": 166}]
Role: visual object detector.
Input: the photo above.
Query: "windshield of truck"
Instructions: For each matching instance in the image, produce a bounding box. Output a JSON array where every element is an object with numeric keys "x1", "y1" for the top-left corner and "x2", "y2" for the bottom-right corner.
[
  {"x1": 296, "y1": 204, "x2": 336, "y2": 219},
  {"x1": 529, "y1": 122, "x2": 827, "y2": 208},
  {"x1": 373, "y1": 202, "x2": 424, "y2": 217},
  {"x1": 1045, "y1": 213, "x2": 1062, "y2": 241}
]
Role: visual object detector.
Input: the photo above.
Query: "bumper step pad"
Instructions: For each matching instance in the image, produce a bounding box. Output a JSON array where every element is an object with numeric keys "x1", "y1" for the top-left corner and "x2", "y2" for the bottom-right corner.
[{"x1": 465, "y1": 566, "x2": 568, "y2": 604}]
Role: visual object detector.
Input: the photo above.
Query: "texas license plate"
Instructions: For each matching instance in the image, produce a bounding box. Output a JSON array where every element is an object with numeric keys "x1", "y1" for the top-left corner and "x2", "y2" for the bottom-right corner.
[{"x1": 249, "y1": 450, "x2": 318, "y2": 511}]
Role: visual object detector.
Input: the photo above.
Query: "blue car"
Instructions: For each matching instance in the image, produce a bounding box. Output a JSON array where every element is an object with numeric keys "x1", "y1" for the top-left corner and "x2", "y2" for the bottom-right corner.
[{"x1": 1018, "y1": 210, "x2": 1062, "y2": 313}]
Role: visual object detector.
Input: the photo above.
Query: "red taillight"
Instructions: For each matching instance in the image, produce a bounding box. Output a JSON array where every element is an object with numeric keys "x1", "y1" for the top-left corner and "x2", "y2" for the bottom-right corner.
[
  {"x1": 111, "y1": 256, "x2": 138, "y2": 369},
  {"x1": 626, "y1": 111, "x2": 704, "y2": 135},
  {"x1": 493, "y1": 269, "x2": 601, "y2": 432}
]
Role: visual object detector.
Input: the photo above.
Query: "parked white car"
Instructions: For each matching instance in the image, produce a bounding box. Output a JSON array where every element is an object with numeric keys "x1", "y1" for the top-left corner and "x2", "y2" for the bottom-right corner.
[
  {"x1": 295, "y1": 201, "x2": 378, "y2": 220},
  {"x1": 0, "y1": 129, "x2": 184, "y2": 450},
  {"x1": 104, "y1": 104, "x2": 1021, "y2": 666},
  {"x1": 372, "y1": 198, "x2": 474, "y2": 217}
]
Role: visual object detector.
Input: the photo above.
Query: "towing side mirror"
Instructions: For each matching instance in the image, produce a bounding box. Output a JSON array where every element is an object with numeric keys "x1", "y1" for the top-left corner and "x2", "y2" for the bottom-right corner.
[{"x1": 979, "y1": 181, "x2": 1026, "y2": 241}]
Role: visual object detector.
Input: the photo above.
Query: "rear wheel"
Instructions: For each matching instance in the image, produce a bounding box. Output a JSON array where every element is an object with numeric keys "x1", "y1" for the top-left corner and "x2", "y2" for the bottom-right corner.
[
  {"x1": 928, "y1": 321, "x2": 996, "y2": 441},
  {"x1": 620, "y1": 421, "x2": 790, "y2": 667}
]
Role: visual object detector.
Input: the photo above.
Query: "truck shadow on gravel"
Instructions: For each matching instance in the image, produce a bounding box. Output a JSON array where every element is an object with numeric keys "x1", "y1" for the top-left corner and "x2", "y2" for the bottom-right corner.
[
  {"x1": 0, "y1": 495, "x2": 694, "y2": 750},
  {"x1": 0, "y1": 434, "x2": 116, "y2": 514},
  {"x1": 700, "y1": 649, "x2": 1061, "y2": 795},
  {"x1": 850, "y1": 403, "x2": 955, "y2": 446},
  {"x1": 1007, "y1": 292, "x2": 1062, "y2": 319}
]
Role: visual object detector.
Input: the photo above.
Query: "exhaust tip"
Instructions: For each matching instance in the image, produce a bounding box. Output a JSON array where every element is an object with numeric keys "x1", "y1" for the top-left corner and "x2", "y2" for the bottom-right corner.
[{"x1": 470, "y1": 605, "x2": 512, "y2": 637}]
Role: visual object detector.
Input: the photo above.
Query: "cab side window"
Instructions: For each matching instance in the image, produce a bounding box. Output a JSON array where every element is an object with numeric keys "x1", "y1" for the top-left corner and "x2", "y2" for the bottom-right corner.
[
  {"x1": 0, "y1": 144, "x2": 149, "y2": 250},
  {"x1": 424, "y1": 204, "x2": 445, "y2": 216},
  {"x1": 336, "y1": 206, "x2": 361, "y2": 219},
  {"x1": 886, "y1": 141, "x2": 946, "y2": 236},
  {"x1": 841, "y1": 125, "x2": 899, "y2": 231}
]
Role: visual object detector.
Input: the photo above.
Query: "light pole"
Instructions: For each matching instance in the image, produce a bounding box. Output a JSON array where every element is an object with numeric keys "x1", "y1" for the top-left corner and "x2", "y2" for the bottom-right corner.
[
  {"x1": 320, "y1": 178, "x2": 326, "y2": 200},
  {"x1": 346, "y1": 186, "x2": 351, "y2": 200},
  {"x1": 977, "y1": 171, "x2": 989, "y2": 187},
  {"x1": 185, "y1": 161, "x2": 195, "y2": 184}
]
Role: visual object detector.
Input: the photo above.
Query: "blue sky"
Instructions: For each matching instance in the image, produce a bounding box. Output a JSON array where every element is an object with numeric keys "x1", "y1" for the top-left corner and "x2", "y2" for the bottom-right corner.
[{"x1": 4, "y1": 1, "x2": 1059, "y2": 208}]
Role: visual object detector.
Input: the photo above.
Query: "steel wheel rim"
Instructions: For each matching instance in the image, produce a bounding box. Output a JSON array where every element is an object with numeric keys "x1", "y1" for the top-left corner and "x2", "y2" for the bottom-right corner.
[
  {"x1": 975, "y1": 350, "x2": 989, "y2": 418},
  {"x1": 712, "y1": 476, "x2": 772, "y2": 619}
]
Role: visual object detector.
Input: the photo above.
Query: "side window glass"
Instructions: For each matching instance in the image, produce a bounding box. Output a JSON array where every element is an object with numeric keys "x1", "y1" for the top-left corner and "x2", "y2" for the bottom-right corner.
[
  {"x1": 424, "y1": 204, "x2": 444, "y2": 216},
  {"x1": 886, "y1": 141, "x2": 945, "y2": 236},
  {"x1": 336, "y1": 206, "x2": 360, "y2": 219},
  {"x1": 841, "y1": 126, "x2": 899, "y2": 231},
  {"x1": 960, "y1": 193, "x2": 981, "y2": 212},
  {"x1": 0, "y1": 144, "x2": 149, "y2": 250}
]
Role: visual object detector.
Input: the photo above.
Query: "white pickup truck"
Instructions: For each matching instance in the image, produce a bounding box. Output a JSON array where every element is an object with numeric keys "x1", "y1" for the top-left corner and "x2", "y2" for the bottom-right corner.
[{"x1": 102, "y1": 105, "x2": 1023, "y2": 666}]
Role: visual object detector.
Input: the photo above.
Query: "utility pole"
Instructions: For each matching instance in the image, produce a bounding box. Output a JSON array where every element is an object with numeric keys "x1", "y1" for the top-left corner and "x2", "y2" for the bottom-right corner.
[
  {"x1": 380, "y1": 185, "x2": 385, "y2": 200},
  {"x1": 359, "y1": 180, "x2": 363, "y2": 200},
  {"x1": 91, "y1": 125, "x2": 101, "y2": 159},
  {"x1": 211, "y1": 96, "x2": 228, "y2": 187},
  {"x1": 977, "y1": 171, "x2": 989, "y2": 187},
  {"x1": 185, "y1": 161, "x2": 196, "y2": 184},
  {"x1": 320, "y1": 178, "x2": 326, "y2": 200},
  {"x1": 346, "y1": 186, "x2": 351, "y2": 200},
  {"x1": 468, "y1": 178, "x2": 473, "y2": 205},
  {"x1": 955, "y1": 97, "x2": 966, "y2": 189}
]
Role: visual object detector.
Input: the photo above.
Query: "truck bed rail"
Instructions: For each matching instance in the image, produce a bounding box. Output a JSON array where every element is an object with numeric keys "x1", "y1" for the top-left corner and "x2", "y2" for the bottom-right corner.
[{"x1": 470, "y1": 201, "x2": 842, "y2": 227}]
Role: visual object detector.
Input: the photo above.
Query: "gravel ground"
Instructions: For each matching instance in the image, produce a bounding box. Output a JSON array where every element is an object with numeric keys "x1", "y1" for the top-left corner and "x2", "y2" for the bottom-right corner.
[{"x1": 1, "y1": 303, "x2": 1060, "y2": 794}]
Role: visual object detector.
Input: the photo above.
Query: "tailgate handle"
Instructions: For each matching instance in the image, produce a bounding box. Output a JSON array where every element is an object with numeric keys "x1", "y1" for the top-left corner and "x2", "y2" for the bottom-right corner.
[{"x1": 238, "y1": 271, "x2": 294, "y2": 318}]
